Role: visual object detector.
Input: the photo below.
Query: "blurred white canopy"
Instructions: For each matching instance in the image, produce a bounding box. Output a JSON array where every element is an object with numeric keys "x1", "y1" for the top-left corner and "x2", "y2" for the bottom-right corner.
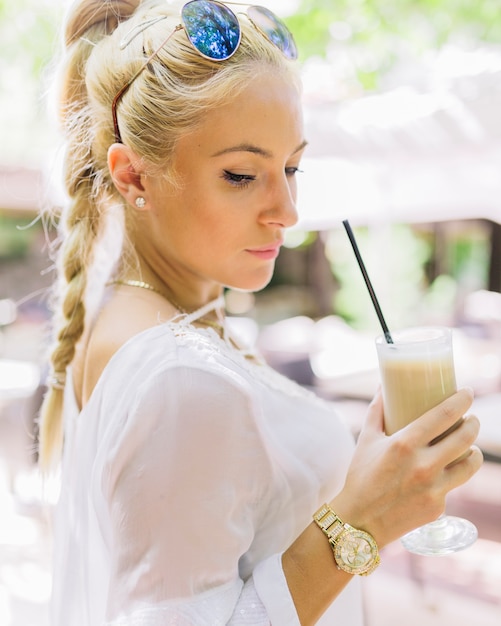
[
  {"x1": 2, "y1": 44, "x2": 500, "y2": 230},
  {"x1": 297, "y1": 45, "x2": 501, "y2": 229}
]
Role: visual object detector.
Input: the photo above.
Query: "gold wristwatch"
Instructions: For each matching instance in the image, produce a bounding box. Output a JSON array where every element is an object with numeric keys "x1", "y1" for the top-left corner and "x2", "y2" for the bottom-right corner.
[{"x1": 313, "y1": 503, "x2": 380, "y2": 576}]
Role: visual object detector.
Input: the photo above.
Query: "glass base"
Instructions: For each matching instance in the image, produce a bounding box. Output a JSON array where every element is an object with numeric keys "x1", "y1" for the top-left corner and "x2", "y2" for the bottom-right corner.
[{"x1": 401, "y1": 515, "x2": 478, "y2": 556}]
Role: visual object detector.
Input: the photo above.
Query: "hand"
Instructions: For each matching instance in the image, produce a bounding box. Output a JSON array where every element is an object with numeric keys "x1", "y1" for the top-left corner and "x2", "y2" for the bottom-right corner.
[{"x1": 331, "y1": 388, "x2": 483, "y2": 548}]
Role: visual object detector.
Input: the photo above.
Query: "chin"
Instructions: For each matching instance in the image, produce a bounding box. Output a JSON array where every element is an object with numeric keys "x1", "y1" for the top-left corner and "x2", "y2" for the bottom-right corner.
[
  {"x1": 229, "y1": 273, "x2": 274, "y2": 294},
  {"x1": 222, "y1": 261, "x2": 277, "y2": 293}
]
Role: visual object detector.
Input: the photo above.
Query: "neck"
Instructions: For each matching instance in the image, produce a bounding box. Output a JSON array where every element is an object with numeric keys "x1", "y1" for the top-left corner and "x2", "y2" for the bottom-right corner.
[
  {"x1": 110, "y1": 278, "x2": 226, "y2": 333},
  {"x1": 118, "y1": 261, "x2": 223, "y2": 313}
]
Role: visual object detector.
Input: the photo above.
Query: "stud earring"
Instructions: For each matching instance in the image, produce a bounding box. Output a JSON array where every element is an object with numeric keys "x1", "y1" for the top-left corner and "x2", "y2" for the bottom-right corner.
[{"x1": 135, "y1": 196, "x2": 146, "y2": 208}]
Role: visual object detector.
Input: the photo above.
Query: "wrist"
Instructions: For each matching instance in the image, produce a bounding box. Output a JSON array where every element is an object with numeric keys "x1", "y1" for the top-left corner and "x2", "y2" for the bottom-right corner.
[{"x1": 312, "y1": 503, "x2": 381, "y2": 576}]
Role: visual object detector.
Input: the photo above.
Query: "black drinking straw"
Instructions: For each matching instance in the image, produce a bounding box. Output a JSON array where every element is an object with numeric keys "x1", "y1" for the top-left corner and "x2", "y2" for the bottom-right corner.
[{"x1": 342, "y1": 219, "x2": 394, "y2": 344}]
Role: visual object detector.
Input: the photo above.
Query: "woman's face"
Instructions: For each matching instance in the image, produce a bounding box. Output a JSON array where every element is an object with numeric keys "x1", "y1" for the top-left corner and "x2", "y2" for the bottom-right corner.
[{"x1": 139, "y1": 71, "x2": 306, "y2": 298}]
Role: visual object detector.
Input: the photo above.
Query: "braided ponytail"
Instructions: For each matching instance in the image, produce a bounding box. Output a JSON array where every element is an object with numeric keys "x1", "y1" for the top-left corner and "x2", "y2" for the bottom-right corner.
[{"x1": 39, "y1": 0, "x2": 140, "y2": 468}]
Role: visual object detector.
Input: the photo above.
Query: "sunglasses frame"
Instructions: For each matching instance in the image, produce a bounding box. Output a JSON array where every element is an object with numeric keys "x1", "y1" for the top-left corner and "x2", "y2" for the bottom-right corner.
[{"x1": 111, "y1": 0, "x2": 296, "y2": 143}]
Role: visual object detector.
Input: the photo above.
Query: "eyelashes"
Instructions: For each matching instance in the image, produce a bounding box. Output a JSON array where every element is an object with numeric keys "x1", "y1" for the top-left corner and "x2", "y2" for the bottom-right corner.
[
  {"x1": 221, "y1": 167, "x2": 303, "y2": 189},
  {"x1": 222, "y1": 171, "x2": 256, "y2": 188}
]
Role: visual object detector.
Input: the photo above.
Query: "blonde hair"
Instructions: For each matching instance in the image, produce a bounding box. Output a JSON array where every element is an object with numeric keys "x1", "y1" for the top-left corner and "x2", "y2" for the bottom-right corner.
[{"x1": 38, "y1": 0, "x2": 300, "y2": 468}]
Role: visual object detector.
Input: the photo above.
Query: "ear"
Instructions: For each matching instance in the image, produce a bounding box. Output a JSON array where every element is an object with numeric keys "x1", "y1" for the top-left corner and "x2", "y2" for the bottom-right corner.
[{"x1": 108, "y1": 143, "x2": 147, "y2": 208}]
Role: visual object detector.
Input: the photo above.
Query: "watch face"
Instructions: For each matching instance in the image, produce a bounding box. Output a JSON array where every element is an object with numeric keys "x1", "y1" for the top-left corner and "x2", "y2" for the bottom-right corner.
[{"x1": 334, "y1": 528, "x2": 379, "y2": 575}]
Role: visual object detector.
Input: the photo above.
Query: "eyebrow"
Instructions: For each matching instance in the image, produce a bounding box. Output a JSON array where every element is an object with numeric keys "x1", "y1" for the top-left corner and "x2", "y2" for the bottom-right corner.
[{"x1": 211, "y1": 139, "x2": 308, "y2": 159}]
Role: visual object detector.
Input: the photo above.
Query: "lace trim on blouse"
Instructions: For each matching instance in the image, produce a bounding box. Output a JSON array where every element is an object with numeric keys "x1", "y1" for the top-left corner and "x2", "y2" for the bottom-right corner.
[{"x1": 166, "y1": 297, "x2": 327, "y2": 409}]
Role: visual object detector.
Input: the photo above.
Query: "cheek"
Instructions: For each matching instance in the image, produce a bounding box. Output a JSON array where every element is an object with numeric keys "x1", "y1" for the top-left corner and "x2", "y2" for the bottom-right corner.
[{"x1": 191, "y1": 205, "x2": 244, "y2": 246}]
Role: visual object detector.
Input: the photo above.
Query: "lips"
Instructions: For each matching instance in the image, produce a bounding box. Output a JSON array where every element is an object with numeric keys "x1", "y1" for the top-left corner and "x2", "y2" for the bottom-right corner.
[{"x1": 246, "y1": 242, "x2": 282, "y2": 260}]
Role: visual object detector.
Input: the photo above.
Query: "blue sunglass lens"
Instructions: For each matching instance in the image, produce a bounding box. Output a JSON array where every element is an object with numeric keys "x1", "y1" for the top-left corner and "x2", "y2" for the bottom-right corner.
[
  {"x1": 247, "y1": 6, "x2": 297, "y2": 60},
  {"x1": 182, "y1": 0, "x2": 241, "y2": 61}
]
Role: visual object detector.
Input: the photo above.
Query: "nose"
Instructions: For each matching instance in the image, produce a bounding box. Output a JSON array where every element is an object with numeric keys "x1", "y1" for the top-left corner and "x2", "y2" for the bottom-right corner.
[{"x1": 263, "y1": 174, "x2": 299, "y2": 228}]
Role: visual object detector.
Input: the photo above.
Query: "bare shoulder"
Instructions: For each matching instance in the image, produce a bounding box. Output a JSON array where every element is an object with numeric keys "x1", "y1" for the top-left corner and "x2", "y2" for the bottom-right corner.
[{"x1": 80, "y1": 291, "x2": 176, "y2": 405}]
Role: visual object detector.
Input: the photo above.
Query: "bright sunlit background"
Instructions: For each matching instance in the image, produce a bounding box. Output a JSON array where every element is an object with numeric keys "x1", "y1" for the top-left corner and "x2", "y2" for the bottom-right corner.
[{"x1": 0, "y1": 1, "x2": 500, "y2": 625}]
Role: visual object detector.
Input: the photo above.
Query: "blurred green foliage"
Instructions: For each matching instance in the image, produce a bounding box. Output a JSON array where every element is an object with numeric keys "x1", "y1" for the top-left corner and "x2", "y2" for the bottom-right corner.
[
  {"x1": 287, "y1": 0, "x2": 501, "y2": 89},
  {"x1": 1, "y1": 1, "x2": 499, "y2": 89},
  {"x1": 325, "y1": 224, "x2": 432, "y2": 329},
  {"x1": 323, "y1": 222, "x2": 491, "y2": 330},
  {"x1": 0, "y1": 0, "x2": 60, "y2": 80},
  {"x1": 0, "y1": 216, "x2": 38, "y2": 258}
]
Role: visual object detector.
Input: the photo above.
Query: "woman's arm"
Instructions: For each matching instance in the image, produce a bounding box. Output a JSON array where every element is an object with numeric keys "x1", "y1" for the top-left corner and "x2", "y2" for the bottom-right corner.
[{"x1": 283, "y1": 388, "x2": 482, "y2": 625}]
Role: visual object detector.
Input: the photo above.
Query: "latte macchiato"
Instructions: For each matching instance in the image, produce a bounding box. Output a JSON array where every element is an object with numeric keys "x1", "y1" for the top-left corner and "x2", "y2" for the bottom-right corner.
[{"x1": 376, "y1": 327, "x2": 456, "y2": 436}]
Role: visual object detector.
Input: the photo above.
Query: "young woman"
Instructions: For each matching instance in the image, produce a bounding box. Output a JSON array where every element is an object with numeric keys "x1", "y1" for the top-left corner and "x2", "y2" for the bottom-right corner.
[{"x1": 39, "y1": 1, "x2": 483, "y2": 624}]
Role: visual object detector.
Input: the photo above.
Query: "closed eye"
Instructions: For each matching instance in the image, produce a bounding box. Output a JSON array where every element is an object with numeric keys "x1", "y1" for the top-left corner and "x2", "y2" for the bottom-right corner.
[
  {"x1": 286, "y1": 167, "x2": 303, "y2": 177},
  {"x1": 221, "y1": 170, "x2": 256, "y2": 188}
]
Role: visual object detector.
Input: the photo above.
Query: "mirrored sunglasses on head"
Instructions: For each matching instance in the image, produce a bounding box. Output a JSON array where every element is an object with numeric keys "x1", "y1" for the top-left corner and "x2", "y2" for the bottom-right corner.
[{"x1": 112, "y1": 0, "x2": 298, "y2": 143}]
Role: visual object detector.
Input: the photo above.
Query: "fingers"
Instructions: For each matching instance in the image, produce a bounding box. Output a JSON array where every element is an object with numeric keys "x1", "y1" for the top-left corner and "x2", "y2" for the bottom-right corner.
[
  {"x1": 423, "y1": 413, "x2": 482, "y2": 494},
  {"x1": 434, "y1": 411, "x2": 481, "y2": 465},
  {"x1": 403, "y1": 387, "x2": 474, "y2": 446},
  {"x1": 360, "y1": 389, "x2": 384, "y2": 436},
  {"x1": 443, "y1": 444, "x2": 484, "y2": 491},
  {"x1": 342, "y1": 389, "x2": 483, "y2": 547}
]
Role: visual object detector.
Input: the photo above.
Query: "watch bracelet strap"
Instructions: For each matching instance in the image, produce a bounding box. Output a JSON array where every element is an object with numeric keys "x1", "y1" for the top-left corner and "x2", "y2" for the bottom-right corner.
[{"x1": 313, "y1": 503, "x2": 347, "y2": 545}]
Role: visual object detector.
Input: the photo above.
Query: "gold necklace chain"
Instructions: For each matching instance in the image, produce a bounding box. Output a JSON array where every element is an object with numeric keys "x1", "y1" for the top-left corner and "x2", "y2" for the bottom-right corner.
[{"x1": 109, "y1": 279, "x2": 225, "y2": 332}]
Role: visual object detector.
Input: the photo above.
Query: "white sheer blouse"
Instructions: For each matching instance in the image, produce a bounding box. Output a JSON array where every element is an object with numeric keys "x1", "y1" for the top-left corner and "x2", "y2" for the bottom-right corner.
[{"x1": 50, "y1": 316, "x2": 364, "y2": 625}]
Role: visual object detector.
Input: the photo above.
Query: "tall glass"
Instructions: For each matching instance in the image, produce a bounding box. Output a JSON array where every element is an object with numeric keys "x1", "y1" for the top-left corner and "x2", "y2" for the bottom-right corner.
[{"x1": 375, "y1": 326, "x2": 478, "y2": 556}]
